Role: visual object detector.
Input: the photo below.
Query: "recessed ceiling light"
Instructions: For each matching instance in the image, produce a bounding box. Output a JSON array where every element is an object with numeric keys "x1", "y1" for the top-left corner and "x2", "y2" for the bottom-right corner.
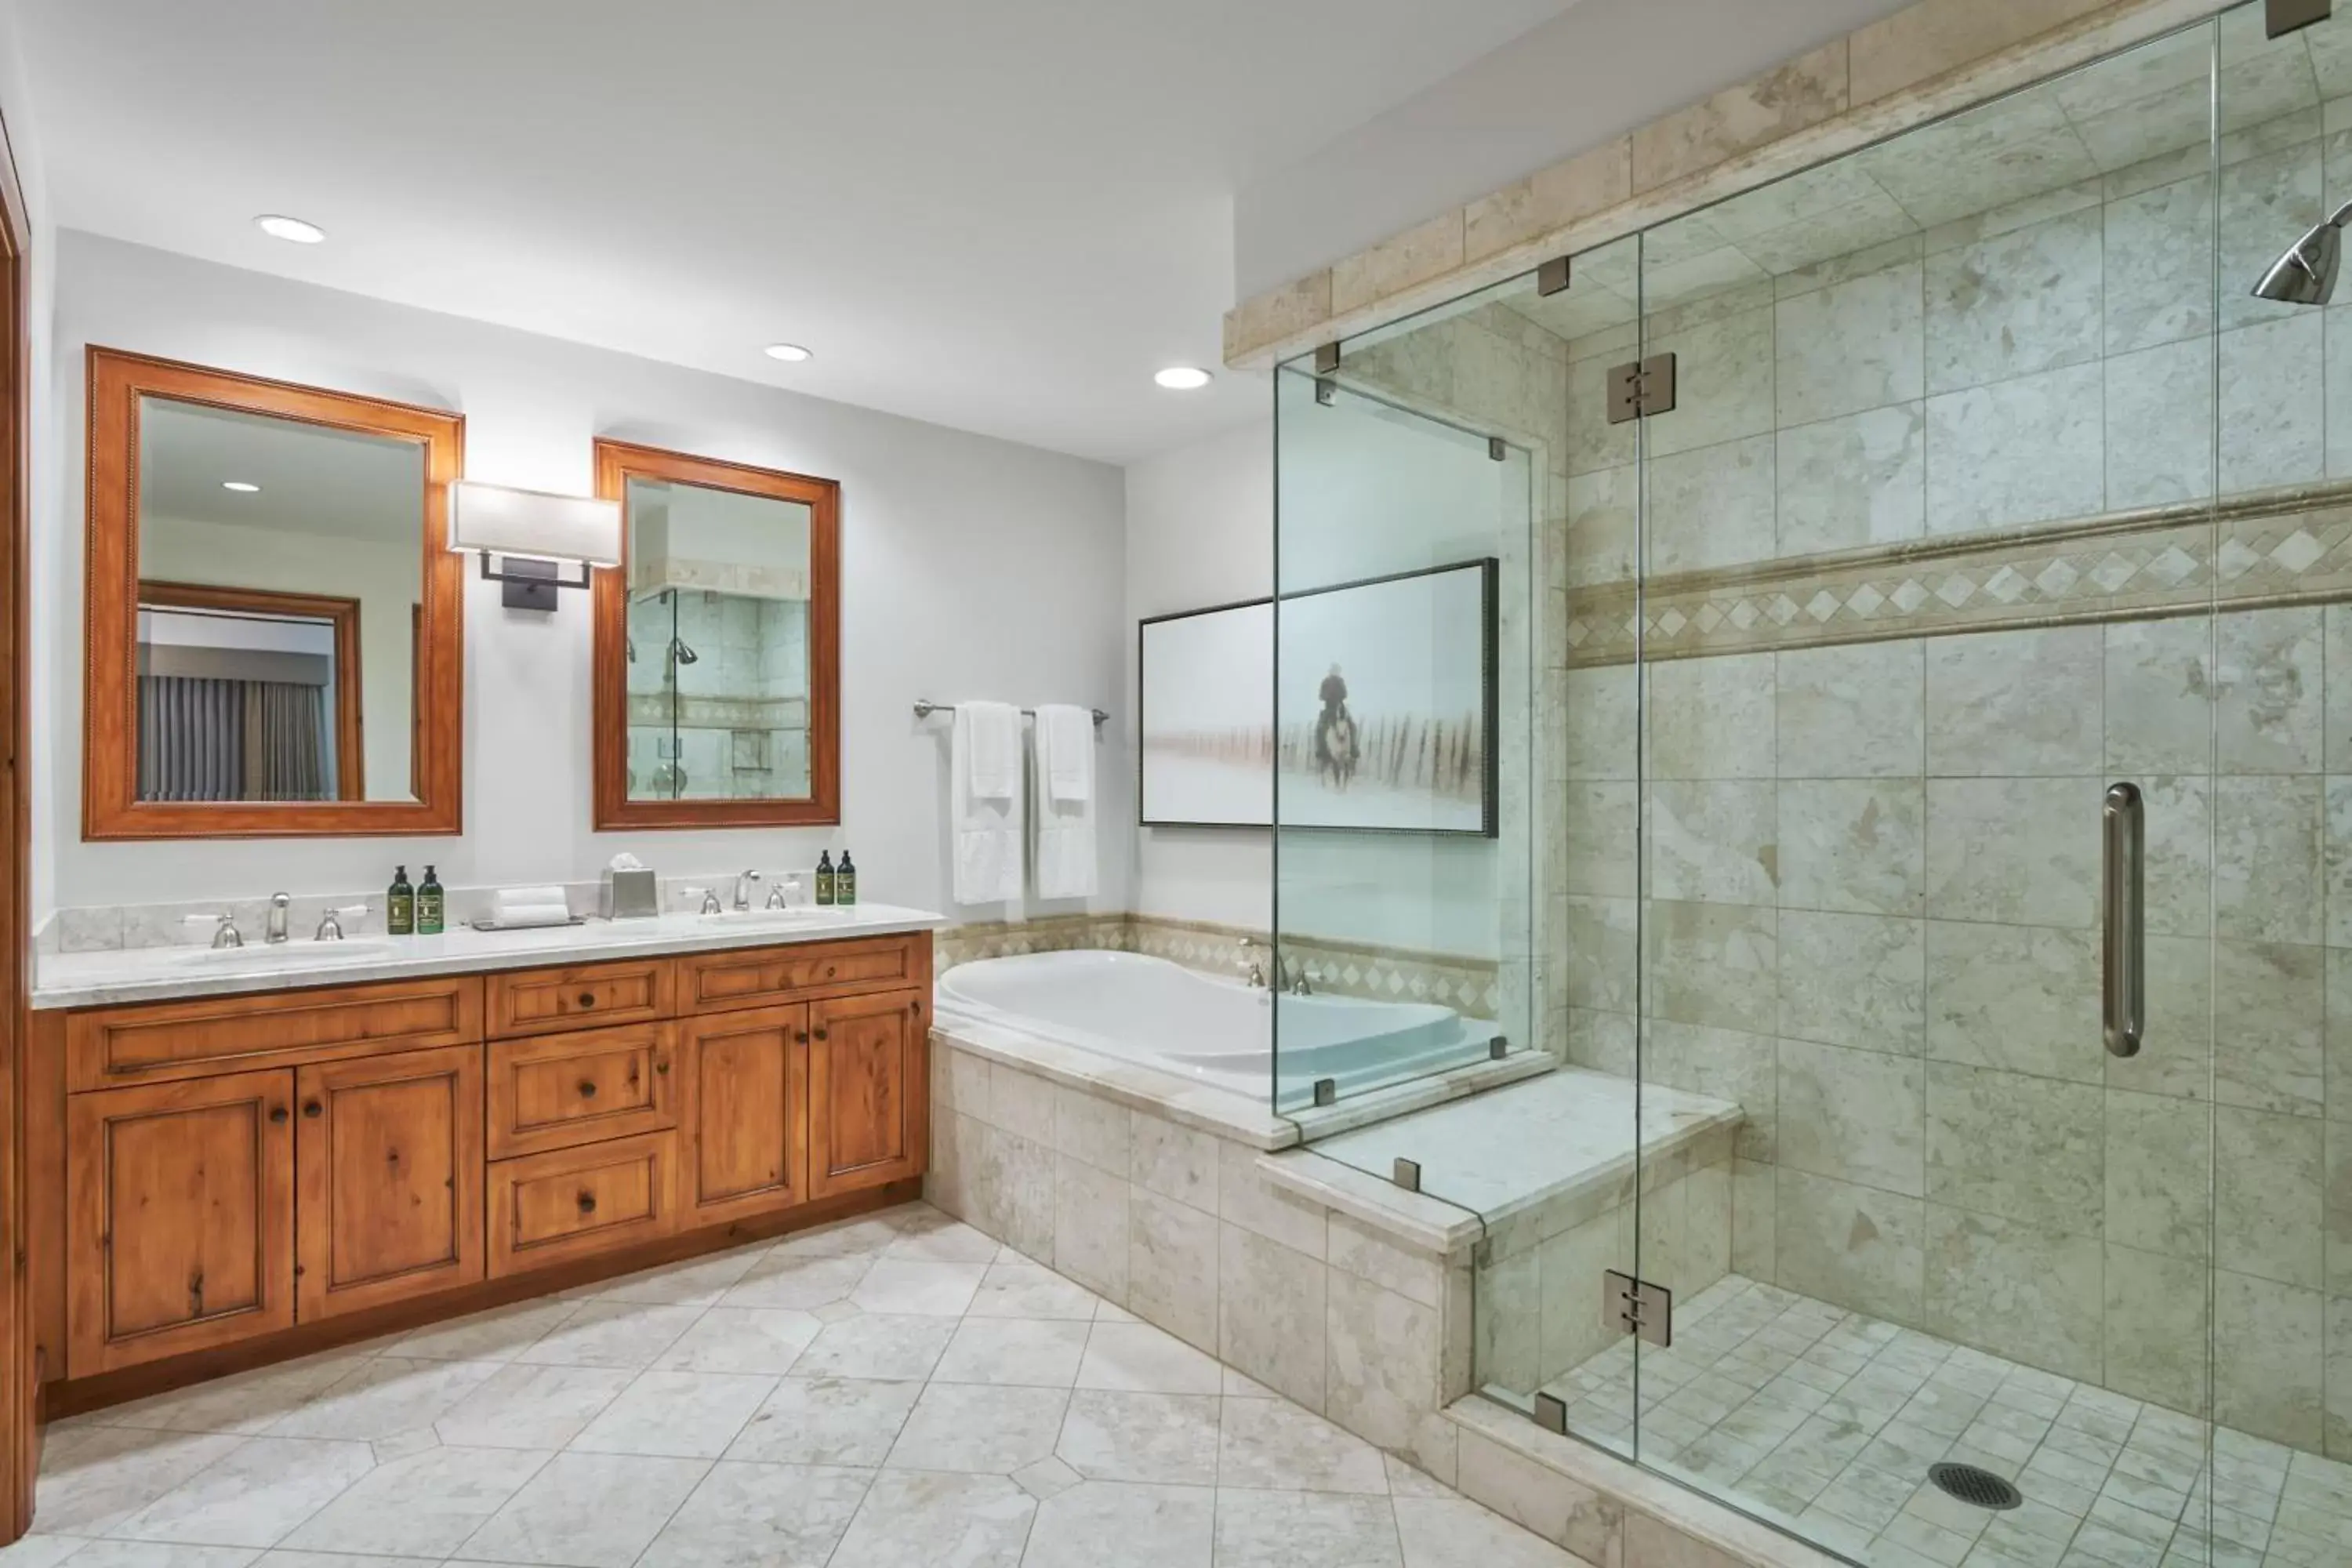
[
  {"x1": 762, "y1": 343, "x2": 813, "y2": 363},
  {"x1": 1154, "y1": 366, "x2": 1212, "y2": 390},
  {"x1": 220, "y1": 481, "x2": 262, "y2": 493},
  {"x1": 254, "y1": 214, "x2": 326, "y2": 245}
]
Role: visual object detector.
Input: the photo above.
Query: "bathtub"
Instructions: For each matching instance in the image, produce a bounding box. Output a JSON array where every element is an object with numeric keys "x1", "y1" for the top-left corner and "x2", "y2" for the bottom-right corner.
[{"x1": 933, "y1": 949, "x2": 1499, "y2": 1105}]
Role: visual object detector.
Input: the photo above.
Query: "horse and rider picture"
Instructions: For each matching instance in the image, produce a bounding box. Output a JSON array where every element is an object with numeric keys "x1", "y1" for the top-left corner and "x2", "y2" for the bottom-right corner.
[{"x1": 1138, "y1": 558, "x2": 1496, "y2": 837}]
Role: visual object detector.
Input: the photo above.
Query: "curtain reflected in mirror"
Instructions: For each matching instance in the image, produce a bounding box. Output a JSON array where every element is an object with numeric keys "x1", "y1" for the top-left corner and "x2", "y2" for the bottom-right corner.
[{"x1": 132, "y1": 396, "x2": 424, "y2": 804}]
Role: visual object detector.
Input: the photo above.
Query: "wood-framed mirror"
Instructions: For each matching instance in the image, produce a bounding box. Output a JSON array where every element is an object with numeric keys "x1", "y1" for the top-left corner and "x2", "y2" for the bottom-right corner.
[
  {"x1": 82, "y1": 348, "x2": 465, "y2": 839},
  {"x1": 591, "y1": 439, "x2": 839, "y2": 829}
]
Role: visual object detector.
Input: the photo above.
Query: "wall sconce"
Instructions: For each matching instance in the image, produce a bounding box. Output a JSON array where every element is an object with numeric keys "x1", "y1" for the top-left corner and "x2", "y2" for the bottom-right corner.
[{"x1": 449, "y1": 481, "x2": 622, "y2": 612}]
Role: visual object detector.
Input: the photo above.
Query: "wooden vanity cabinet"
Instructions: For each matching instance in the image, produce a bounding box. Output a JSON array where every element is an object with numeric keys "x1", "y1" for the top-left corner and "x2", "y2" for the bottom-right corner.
[{"x1": 45, "y1": 929, "x2": 931, "y2": 1389}]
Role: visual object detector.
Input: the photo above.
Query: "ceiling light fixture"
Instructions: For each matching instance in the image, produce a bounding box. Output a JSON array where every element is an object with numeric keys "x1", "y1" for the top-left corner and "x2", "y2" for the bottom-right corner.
[
  {"x1": 762, "y1": 343, "x2": 813, "y2": 363},
  {"x1": 1154, "y1": 366, "x2": 1212, "y2": 390},
  {"x1": 254, "y1": 214, "x2": 327, "y2": 245},
  {"x1": 220, "y1": 481, "x2": 262, "y2": 493}
]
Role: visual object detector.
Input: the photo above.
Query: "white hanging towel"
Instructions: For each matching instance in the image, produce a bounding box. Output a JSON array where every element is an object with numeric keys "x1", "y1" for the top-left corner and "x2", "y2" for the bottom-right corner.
[
  {"x1": 1031, "y1": 704, "x2": 1098, "y2": 901},
  {"x1": 1037, "y1": 704, "x2": 1094, "y2": 804},
  {"x1": 953, "y1": 702, "x2": 1025, "y2": 904}
]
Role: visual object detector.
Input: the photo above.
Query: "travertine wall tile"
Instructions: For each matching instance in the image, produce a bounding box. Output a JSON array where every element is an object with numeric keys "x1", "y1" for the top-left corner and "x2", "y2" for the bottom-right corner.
[
  {"x1": 1633, "y1": 41, "x2": 1852, "y2": 194},
  {"x1": 1464, "y1": 140, "x2": 1633, "y2": 265},
  {"x1": 1849, "y1": 0, "x2": 2115, "y2": 107},
  {"x1": 1330, "y1": 211, "x2": 1467, "y2": 318}
]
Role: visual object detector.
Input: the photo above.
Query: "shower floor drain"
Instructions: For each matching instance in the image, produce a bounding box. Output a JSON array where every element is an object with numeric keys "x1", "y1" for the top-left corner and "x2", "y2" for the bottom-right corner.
[{"x1": 1926, "y1": 1462, "x2": 2023, "y2": 1511}]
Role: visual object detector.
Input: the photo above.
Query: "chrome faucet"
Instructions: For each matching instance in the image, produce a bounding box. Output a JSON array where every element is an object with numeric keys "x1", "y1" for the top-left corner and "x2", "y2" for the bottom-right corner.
[
  {"x1": 766, "y1": 882, "x2": 790, "y2": 910},
  {"x1": 1236, "y1": 935, "x2": 1267, "y2": 990},
  {"x1": 187, "y1": 912, "x2": 245, "y2": 949},
  {"x1": 1287, "y1": 963, "x2": 1316, "y2": 996},
  {"x1": 315, "y1": 905, "x2": 366, "y2": 941},
  {"x1": 733, "y1": 869, "x2": 763, "y2": 911},
  {"x1": 264, "y1": 892, "x2": 291, "y2": 945},
  {"x1": 685, "y1": 886, "x2": 724, "y2": 915}
]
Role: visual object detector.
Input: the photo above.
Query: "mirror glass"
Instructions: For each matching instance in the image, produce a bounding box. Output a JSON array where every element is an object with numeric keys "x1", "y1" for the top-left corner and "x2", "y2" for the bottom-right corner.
[
  {"x1": 622, "y1": 475, "x2": 813, "y2": 801},
  {"x1": 134, "y1": 397, "x2": 426, "y2": 803}
]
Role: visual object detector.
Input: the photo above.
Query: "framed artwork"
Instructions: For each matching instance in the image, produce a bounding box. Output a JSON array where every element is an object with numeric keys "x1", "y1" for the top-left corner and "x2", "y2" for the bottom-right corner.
[
  {"x1": 1138, "y1": 597, "x2": 1273, "y2": 827},
  {"x1": 1136, "y1": 557, "x2": 1497, "y2": 837}
]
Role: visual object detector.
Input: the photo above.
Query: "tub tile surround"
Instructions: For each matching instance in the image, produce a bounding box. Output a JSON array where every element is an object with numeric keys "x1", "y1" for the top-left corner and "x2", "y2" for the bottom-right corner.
[
  {"x1": 1223, "y1": 0, "x2": 2234, "y2": 368},
  {"x1": 16, "y1": 1198, "x2": 1606, "y2": 1568}
]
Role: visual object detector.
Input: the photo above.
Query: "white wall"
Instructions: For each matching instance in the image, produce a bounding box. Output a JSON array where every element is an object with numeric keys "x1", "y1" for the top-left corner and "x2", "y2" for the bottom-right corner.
[
  {"x1": 1232, "y1": 0, "x2": 1913, "y2": 299},
  {"x1": 1123, "y1": 418, "x2": 1274, "y2": 932},
  {"x1": 48, "y1": 232, "x2": 1132, "y2": 920}
]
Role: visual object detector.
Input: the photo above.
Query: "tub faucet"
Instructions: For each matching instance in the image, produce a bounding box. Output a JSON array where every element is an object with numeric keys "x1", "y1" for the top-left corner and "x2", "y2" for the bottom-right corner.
[
  {"x1": 1287, "y1": 963, "x2": 1316, "y2": 997},
  {"x1": 264, "y1": 891, "x2": 291, "y2": 945},
  {"x1": 733, "y1": 869, "x2": 763, "y2": 911},
  {"x1": 1236, "y1": 935, "x2": 1267, "y2": 990}
]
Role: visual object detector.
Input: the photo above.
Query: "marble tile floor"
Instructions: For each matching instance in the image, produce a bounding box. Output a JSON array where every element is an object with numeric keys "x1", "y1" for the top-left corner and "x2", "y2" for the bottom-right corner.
[
  {"x1": 17, "y1": 1200, "x2": 1588, "y2": 1568},
  {"x1": 1541, "y1": 1275, "x2": 2352, "y2": 1568}
]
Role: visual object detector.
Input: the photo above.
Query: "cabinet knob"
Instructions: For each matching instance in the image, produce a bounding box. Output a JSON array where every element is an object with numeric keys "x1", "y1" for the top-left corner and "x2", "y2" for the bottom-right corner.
[
  {"x1": 577, "y1": 992, "x2": 598, "y2": 1008},
  {"x1": 578, "y1": 1080, "x2": 598, "y2": 1100},
  {"x1": 796, "y1": 1030, "x2": 810, "y2": 1044},
  {"x1": 302, "y1": 1101, "x2": 322, "y2": 1119},
  {"x1": 655, "y1": 1058, "x2": 670, "y2": 1076},
  {"x1": 814, "y1": 1028, "x2": 829, "y2": 1041},
  {"x1": 577, "y1": 1191, "x2": 597, "y2": 1215},
  {"x1": 909, "y1": 1000, "x2": 922, "y2": 1016},
  {"x1": 268, "y1": 1105, "x2": 289, "y2": 1124},
  {"x1": 823, "y1": 966, "x2": 837, "y2": 978}
]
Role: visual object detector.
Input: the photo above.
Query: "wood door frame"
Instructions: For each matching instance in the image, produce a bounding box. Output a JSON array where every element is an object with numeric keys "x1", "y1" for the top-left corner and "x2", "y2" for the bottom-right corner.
[
  {"x1": 0, "y1": 83, "x2": 32, "y2": 1540},
  {"x1": 82, "y1": 347, "x2": 465, "y2": 840},
  {"x1": 590, "y1": 439, "x2": 840, "y2": 829},
  {"x1": 135, "y1": 579, "x2": 366, "y2": 802}
]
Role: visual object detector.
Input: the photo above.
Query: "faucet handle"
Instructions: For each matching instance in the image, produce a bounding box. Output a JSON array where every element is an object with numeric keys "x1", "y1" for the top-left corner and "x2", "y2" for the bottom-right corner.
[
  {"x1": 766, "y1": 884, "x2": 790, "y2": 909},
  {"x1": 185, "y1": 912, "x2": 243, "y2": 949},
  {"x1": 684, "y1": 886, "x2": 723, "y2": 916},
  {"x1": 316, "y1": 905, "x2": 368, "y2": 941}
]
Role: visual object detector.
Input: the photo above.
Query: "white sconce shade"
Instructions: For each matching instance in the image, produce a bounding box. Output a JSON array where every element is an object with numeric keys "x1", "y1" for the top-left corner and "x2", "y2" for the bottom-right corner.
[{"x1": 450, "y1": 481, "x2": 622, "y2": 568}]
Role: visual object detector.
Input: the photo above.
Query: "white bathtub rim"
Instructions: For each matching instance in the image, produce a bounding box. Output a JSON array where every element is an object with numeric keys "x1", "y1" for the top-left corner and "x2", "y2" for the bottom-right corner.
[{"x1": 931, "y1": 1007, "x2": 1301, "y2": 1151}]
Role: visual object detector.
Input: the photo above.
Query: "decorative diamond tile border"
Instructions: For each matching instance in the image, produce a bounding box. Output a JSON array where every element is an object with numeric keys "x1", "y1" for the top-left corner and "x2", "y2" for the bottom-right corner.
[
  {"x1": 1561, "y1": 481, "x2": 2352, "y2": 666},
  {"x1": 940, "y1": 913, "x2": 1501, "y2": 1018}
]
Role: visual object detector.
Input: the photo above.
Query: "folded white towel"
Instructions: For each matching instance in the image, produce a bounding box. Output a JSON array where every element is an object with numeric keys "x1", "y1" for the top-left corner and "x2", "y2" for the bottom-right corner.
[
  {"x1": 1031, "y1": 708, "x2": 1097, "y2": 902},
  {"x1": 959, "y1": 701, "x2": 1022, "y2": 800},
  {"x1": 953, "y1": 703, "x2": 1025, "y2": 904},
  {"x1": 1036, "y1": 704, "x2": 1094, "y2": 806},
  {"x1": 492, "y1": 902, "x2": 574, "y2": 929}
]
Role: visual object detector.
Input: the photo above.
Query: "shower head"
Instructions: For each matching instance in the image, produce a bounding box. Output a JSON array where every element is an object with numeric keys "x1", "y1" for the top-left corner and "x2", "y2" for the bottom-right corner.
[
  {"x1": 2254, "y1": 201, "x2": 2352, "y2": 304},
  {"x1": 668, "y1": 637, "x2": 699, "y2": 666}
]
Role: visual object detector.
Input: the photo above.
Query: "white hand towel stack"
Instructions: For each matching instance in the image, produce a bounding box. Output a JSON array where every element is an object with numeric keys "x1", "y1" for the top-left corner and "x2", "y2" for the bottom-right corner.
[
  {"x1": 493, "y1": 885, "x2": 573, "y2": 928},
  {"x1": 952, "y1": 702, "x2": 1025, "y2": 904},
  {"x1": 1032, "y1": 704, "x2": 1098, "y2": 901}
]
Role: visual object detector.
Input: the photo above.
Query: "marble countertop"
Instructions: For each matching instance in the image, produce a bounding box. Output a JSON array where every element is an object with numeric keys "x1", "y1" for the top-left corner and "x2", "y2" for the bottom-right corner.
[{"x1": 34, "y1": 902, "x2": 946, "y2": 1010}]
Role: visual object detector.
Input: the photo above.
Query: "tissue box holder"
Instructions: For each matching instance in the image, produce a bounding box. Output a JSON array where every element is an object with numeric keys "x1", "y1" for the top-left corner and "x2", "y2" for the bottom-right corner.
[{"x1": 601, "y1": 868, "x2": 660, "y2": 920}]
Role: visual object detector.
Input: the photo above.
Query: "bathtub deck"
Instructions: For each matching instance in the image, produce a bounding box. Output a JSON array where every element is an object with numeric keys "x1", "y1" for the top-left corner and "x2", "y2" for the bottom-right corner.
[{"x1": 1276, "y1": 1067, "x2": 1743, "y2": 1234}]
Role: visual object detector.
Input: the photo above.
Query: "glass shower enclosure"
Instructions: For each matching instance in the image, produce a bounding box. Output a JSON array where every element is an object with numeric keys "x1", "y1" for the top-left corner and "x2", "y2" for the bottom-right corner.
[{"x1": 1271, "y1": 4, "x2": 2352, "y2": 1563}]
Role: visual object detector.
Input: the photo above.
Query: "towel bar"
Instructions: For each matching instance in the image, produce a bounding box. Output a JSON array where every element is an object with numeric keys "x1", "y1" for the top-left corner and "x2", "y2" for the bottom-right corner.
[{"x1": 914, "y1": 700, "x2": 1107, "y2": 726}]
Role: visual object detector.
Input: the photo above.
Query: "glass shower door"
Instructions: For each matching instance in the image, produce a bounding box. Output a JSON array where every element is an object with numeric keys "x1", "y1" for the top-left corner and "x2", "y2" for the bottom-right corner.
[{"x1": 1612, "y1": 20, "x2": 2230, "y2": 1566}]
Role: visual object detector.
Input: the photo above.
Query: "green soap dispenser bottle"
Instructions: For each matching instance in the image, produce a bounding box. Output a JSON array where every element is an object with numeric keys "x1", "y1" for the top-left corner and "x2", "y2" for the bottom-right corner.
[
  {"x1": 417, "y1": 866, "x2": 445, "y2": 935},
  {"x1": 837, "y1": 851, "x2": 857, "y2": 906},
  {"x1": 815, "y1": 851, "x2": 836, "y2": 906},
  {"x1": 388, "y1": 866, "x2": 416, "y2": 936}
]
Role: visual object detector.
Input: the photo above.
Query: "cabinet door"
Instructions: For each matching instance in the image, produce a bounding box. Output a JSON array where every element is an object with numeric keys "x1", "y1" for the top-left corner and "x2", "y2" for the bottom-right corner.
[
  {"x1": 809, "y1": 989, "x2": 927, "y2": 1199},
  {"x1": 680, "y1": 1004, "x2": 808, "y2": 1227},
  {"x1": 67, "y1": 1069, "x2": 296, "y2": 1376},
  {"x1": 296, "y1": 1044, "x2": 485, "y2": 1321}
]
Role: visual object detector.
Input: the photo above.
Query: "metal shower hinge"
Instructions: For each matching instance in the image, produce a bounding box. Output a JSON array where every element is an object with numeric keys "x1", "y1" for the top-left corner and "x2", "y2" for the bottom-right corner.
[
  {"x1": 1312, "y1": 1077, "x2": 1338, "y2": 1108},
  {"x1": 1537, "y1": 256, "x2": 1571, "y2": 296},
  {"x1": 1606, "y1": 353, "x2": 1677, "y2": 423},
  {"x1": 1604, "y1": 1269, "x2": 1672, "y2": 1348},
  {"x1": 1489, "y1": 1036, "x2": 1508, "y2": 1061},
  {"x1": 1531, "y1": 1392, "x2": 1569, "y2": 1435},
  {"x1": 1392, "y1": 1158, "x2": 1422, "y2": 1193},
  {"x1": 1487, "y1": 436, "x2": 1507, "y2": 463},
  {"x1": 2270, "y1": 0, "x2": 2331, "y2": 38},
  {"x1": 1314, "y1": 377, "x2": 1337, "y2": 407},
  {"x1": 1313, "y1": 342, "x2": 1341, "y2": 375}
]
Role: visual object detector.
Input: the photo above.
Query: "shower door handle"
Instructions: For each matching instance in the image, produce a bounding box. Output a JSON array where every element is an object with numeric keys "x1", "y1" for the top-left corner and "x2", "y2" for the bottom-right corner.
[{"x1": 2102, "y1": 782, "x2": 2143, "y2": 1059}]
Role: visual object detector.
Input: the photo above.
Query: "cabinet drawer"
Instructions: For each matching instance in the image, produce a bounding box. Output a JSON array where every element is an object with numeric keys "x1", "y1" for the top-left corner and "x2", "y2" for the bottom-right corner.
[
  {"x1": 67, "y1": 976, "x2": 483, "y2": 1092},
  {"x1": 682, "y1": 936, "x2": 924, "y2": 1014},
  {"x1": 488, "y1": 1024, "x2": 677, "y2": 1159},
  {"x1": 488, "y1": 1131, "x2": 677, "y2": 1276},
  {"x1": 488, "y1": 959, "x2": 673, "y2": 1038}
]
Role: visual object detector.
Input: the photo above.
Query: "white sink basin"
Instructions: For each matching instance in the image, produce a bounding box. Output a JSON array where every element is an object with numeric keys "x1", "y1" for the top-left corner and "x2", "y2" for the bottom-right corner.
[
  {"x1": 695, "y1": 908, "x2": 844, "y2": 929},
  {"x1": 170, "y1": 940, "x2": 397, "y2": 967}
]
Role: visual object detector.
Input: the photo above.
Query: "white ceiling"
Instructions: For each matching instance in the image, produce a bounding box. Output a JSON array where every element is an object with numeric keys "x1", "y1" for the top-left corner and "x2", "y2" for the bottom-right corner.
[{"x1": 20, "y1": 0, "x2": 1581, "y2": 465}]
